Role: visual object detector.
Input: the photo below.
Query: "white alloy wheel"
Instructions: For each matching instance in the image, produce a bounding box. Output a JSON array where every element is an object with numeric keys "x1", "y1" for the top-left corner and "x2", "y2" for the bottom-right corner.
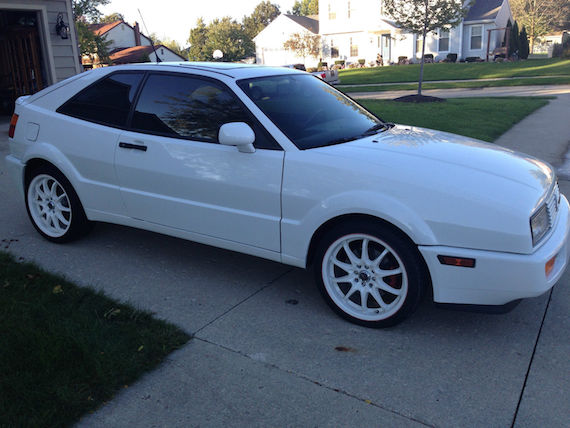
[
  {"x1": 27, "y1": 174, "x2": 72, "y2": 238},
  {"x1": 321, "y1": 233, "x2": 409, "y2": 322}
]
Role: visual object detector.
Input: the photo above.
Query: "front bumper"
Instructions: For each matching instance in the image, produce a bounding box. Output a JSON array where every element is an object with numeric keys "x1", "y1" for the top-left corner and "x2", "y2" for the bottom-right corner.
[{"x1": 420, "y1": 195, "x2": 570, "y2": 305}]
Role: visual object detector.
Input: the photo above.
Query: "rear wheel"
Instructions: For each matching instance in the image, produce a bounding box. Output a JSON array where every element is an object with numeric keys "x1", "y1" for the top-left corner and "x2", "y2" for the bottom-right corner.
[
  {"x1": 314, "y1": 221, "x2": 426, "y2": 327},
  {"x1": 26, "y1": 166, "x2": 92, "y2": 243}
]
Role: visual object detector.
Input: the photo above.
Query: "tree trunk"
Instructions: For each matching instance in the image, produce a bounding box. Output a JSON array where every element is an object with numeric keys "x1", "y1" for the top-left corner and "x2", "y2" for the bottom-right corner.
[{"x1": 418, "y1": 0, "x2": 429, "y2": 96}]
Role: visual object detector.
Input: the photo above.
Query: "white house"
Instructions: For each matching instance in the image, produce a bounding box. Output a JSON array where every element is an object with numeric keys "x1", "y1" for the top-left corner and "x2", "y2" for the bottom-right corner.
[
  {"x1": 254, "y1": 14, "x2": 320, "y2": 67},
  {"x1": 255, "y1": 0, "x2": 513, "y2": 67},
  {"x1": 0, "y1": 0, "x2": 81, "y2": 113}
]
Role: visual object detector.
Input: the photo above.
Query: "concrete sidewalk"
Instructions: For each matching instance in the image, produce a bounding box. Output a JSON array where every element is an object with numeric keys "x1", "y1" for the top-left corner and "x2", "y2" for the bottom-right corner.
[
  {"x1": 350, "y1": 84, "x2": 570, "y2": 100},
  {"x1": 1, "y1": 90, "x2": 569, "y2": 427}
]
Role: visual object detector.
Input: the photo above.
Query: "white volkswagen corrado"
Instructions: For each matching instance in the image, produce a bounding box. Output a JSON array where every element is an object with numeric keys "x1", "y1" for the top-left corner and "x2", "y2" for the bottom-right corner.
[{"x1": 6, "y1": 63, "x2": 570, "y2": 327}]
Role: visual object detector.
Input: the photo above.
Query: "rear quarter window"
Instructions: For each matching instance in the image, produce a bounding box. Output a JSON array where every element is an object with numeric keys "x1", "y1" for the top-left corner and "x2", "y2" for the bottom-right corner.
[{"x1": 57, "y1": 72, "x2": 144, "y2": 128}]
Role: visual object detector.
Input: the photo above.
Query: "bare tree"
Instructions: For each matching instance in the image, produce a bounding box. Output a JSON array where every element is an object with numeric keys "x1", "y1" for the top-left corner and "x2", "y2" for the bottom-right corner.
[
  {"x1": 283, "y1": 32, "x2": 321, "y2": 64},
  {"x1": 510, "y1": 0, "x2": 570, "y2": 52}
]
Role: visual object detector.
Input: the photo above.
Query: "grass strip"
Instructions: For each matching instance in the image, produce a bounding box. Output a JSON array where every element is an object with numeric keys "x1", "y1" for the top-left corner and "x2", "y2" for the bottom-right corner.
[
  {"x1": 359, "y1": 97, "x2": 551, "y2": 142},
  {"x1": 0, "y1": 251, "x2": 191, "y2": 428},
  {"x1": 338, "y1": 59, "x2": 570, "y2": 85},
  {"x1": 340, "y1": 76, "x2": 570, "y2": 93}
]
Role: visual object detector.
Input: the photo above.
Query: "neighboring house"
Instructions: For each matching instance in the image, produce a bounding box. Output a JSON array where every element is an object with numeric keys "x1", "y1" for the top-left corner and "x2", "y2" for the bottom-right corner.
[
  {"x1": 110, "y1": 44, "x2": 188, "y2": 64},
  {"x1": 256, "y1": 0, "x2": 513, "y2": 67},
  {"x1": 254, "y1": 14, "x2": 320, "y2": 67},
  {"x1": 0, "y1": 0, "x2": 81, "y2": 113},
  {"x1": 84, "y1": 20, "x2": 186, "y2": 68}
]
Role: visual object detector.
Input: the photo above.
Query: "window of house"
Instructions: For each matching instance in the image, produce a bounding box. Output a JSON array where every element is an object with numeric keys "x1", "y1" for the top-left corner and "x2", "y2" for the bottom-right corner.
[
  {"x1": 330, "y1": 39, "x2": 339, "y2": 57},
  {"x1": 348, "y1": 1, "x2": 352, "y2": 18},
  {"x1": 350, "y1": 37, "x2": 358, "y2": 56},
  {"x1": 131, "y1": 74, "x2": 278, "y2": 149},
  {"x1": 57, "y1": 72, "x2": 144, "y2": 127},
  {"x1": 328, "y1": 3, "x2": 336, "y2": 20},
  {"x1": 439, "y1": 29, "x2": 450, "y2": 52},
  {"x1": 471, "y1": 25, "x2": 482, "y2": 50}
]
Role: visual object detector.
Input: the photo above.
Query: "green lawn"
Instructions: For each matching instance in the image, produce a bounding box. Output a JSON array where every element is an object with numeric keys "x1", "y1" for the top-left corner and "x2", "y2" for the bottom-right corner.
[
  {"x1": 0, "y1": 251, "x2": 190, "y2": 427},
  {"x1": 339, "y1": 59, "x2": 570, "y2": 85},
  {"x1": 340, "y1": 76, "x2": 570, "y2": 93},
  {"x1": 359, "y1": 97, "x2": 551, "y2": 142}
]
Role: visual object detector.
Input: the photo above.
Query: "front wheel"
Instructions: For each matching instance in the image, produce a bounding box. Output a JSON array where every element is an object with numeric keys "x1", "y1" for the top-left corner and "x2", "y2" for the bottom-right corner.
[
  {"x1": 26, "y1": 166, "x2": 92, "y2": 243},
  {"x1": 314, "y1": 222, "x2": 426, "y2": 328}
]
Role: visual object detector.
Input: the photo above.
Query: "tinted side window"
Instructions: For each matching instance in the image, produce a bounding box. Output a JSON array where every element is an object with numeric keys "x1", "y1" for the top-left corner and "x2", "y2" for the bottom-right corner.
[
  {"x1": 131, "y1": 74, "x2": 277, "y2": 148},
  {"x1": 58, "y1": 72, "x2": 144, "y2": 127}
]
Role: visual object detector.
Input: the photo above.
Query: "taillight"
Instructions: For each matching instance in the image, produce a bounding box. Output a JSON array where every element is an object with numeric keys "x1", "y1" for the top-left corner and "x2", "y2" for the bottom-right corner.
[
  {"x1": 8, "y1": 114, "x2": 18, "y2": 138},
  {"x1": 321, "y1": 73, "x2": 326, "y2": 79}
]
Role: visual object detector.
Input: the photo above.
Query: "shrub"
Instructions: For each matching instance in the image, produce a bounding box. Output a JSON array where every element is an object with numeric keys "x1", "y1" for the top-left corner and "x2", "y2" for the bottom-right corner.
[
  {"x1": 317, "y1": 61, "x2": 328, "y2": 70},
  {"x1": 552, "y1": 43, "x2": 563, "y2": 58},
  {"x1": 307, "y1": 67, "x2": 318, "y2": 72},
  {"x1": 446, "y1": 53, "x2": 458, "y2": 62},
  {"x1": 358, "y1": 58, "x2": 365, "y2": 65},
  {"x1": 424, "y1": 53, "x2": 434, "y2": 63},
  {"x1": 334, "y1": 59, "x2": 345, "y2": 66},
  {"x1": 398, "y1": 56, "x2": 408, "y2": 64}
]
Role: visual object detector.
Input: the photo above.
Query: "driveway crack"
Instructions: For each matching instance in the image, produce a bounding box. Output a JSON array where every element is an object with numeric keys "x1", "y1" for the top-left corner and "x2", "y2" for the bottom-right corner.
[{"x1": 510, "y1": 287, "x2": 554, "y2": 427}]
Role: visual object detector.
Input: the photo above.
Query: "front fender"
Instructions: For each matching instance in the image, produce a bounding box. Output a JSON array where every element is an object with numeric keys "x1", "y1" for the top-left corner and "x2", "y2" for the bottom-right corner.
[{"x1": 281, "y1": 190, "x2": 438, "y2": 267}]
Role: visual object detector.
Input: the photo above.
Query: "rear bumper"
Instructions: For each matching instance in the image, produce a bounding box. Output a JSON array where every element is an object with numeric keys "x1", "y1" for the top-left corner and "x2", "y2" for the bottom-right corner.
[
  {"x1": 419, "y1": 195, "x2": 570, "y2": 305},
  {"x1": 5, "y1": 154, "x2": 25, "y2": 200}
]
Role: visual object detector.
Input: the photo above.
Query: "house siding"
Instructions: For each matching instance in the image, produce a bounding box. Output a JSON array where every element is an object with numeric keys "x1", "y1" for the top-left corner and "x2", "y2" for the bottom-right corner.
[
  {"x1": 255, "y1": 15, "x2": 320, "y2": 67},
  {"x1": 0, "y1": 0, "x2": 81, "y2": 83},
  {"x1": 104, "y1": 23, "x2": 151, "y2": 51}
]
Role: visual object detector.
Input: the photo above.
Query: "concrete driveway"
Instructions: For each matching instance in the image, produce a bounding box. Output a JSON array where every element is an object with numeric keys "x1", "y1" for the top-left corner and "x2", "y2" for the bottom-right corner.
[{"x1": 1, "y1": 108, "x2": 568, "y2": 426}]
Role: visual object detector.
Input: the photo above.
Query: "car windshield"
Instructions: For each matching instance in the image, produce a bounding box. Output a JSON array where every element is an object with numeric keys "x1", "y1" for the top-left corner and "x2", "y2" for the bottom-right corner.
[{"x1": 237, "y1": 74, "x2": 385, "y2": 149}]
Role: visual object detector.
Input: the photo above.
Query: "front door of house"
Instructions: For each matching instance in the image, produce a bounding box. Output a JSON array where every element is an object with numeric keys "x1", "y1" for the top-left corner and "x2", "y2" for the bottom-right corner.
[{"x1": 381, "y1": 34, "x2": 391, "y2": 62}]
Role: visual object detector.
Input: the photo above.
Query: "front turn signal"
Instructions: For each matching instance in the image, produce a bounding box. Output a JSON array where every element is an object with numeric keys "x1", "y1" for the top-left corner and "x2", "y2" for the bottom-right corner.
[{"x1": 545, "y1": 256, "x2": 556, "y2": 277}]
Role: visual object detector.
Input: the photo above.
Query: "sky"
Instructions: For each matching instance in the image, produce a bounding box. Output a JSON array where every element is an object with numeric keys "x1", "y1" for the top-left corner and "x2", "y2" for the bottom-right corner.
[{"x1": 99, "y1": 0, "x2": 297, "y2": 47}]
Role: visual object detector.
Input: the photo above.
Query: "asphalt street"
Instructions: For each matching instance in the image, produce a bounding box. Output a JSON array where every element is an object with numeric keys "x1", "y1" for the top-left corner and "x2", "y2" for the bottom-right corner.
[{"x1": 1, "y1": 87, "x2": 569, "y2": 427}]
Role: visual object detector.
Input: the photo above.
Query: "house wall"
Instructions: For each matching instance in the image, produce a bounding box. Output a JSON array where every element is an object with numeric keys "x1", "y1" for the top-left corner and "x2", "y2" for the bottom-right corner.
[
  {"x1": 149, "y1": 47, "x2": 186, "y2": 62},
  {"x1": 0, "y1": 0, "x2": 81, "y2": 84},
  {"x1": 105, "y1": 23, "x2": 151, "y2": 51},
  {"x1": 254, "y1": 15, "x2": 319, "y2": 67},
  {"x1": 462, "y1": 21, "x2": 496, "y2": 59}
]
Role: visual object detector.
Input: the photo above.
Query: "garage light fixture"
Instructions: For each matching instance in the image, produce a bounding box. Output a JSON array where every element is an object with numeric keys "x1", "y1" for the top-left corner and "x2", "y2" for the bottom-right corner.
[{"x1": 56, "y1": 13, "x2": 69, "y2": 39}]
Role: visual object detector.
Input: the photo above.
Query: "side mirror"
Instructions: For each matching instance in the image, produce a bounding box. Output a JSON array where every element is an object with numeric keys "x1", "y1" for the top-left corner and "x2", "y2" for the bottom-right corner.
[{"x1": 218, "y1": 122, "x2": 255, "y2": 153}]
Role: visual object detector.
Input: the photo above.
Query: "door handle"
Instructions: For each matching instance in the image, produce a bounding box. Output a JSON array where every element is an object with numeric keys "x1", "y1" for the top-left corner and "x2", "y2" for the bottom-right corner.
[{"x1": 119, "y1": 142, "x2": 147, "y2": 152}]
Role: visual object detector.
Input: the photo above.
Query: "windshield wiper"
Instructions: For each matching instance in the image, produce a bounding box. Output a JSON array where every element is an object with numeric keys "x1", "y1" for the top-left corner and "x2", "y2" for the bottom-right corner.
[{"x1": 361, "y1": 122, "x2": 394, "y2": 137}]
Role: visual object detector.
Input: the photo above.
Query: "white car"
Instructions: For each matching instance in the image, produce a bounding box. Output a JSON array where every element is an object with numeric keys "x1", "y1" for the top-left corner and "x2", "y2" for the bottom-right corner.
[{"x1": 6, "y1": 62, "x2": 570, "y2": 327}]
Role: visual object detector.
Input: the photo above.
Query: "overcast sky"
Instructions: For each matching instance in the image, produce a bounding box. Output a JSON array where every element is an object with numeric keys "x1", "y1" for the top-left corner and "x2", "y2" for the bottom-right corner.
[{"x1": 99, "y1": 0, "x2": 297, "y2": 47}]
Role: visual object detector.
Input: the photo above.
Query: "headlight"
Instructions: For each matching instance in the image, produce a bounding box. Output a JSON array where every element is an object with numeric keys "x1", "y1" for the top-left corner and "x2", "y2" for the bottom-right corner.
[{"x1": 531, "y1": 204, "x2": 550, "y2": 246}]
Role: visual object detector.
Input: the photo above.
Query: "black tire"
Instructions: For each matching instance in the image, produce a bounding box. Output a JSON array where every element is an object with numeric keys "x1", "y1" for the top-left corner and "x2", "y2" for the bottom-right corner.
[
  {"x1": 25, "y1": 165, "x2": 92, "y2": 243},
  {"x1": 313, "y1": 220, "x2": 426, "y2": 328}
]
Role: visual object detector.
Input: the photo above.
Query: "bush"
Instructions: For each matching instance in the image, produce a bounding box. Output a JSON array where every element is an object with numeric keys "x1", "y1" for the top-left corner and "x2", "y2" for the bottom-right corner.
[
  {"x1": 552, "y1": 43, "x2": 563, "y2": 57},
  {"x1": 398, "y1": 56, "x2": 408, "y2": 65},
  {"x1": 465, "y1": 56, "x2": 482, "y2": 62},
  {"x1": 334, "y1": 60, "x2": 345, "y2": 66},
  {"x1": 446, "y1": 53, "x2": 458, "y2": 63},
  {"x1": 317, "y1": 61, "x2": 328, "y2": 71},
  {"x1": 307, "y1": 67, "x2": 318, "y2": 72},
  {"x1": 424, "y1": 53, "x2": 434, "y2": 63},
  {"x1": 358, "y1": 58, "x2": 365, "y2": 65}
]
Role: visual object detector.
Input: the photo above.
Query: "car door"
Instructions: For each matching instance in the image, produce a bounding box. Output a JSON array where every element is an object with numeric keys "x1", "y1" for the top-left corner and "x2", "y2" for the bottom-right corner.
[{"x1": 114, "y1": 72, "x2": 284, "y2": 252}]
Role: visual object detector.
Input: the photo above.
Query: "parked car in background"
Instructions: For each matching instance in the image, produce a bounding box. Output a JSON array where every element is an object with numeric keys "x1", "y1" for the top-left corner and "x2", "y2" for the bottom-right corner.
[
  {"x1": 6, "y1": 62, "x2": 569, "y2": 327},
  {"x1": 282, "y1": 64, "x2": 340, "y2": 85}
]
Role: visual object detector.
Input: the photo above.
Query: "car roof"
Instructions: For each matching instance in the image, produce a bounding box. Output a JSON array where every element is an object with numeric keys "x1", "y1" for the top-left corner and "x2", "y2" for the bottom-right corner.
[{"x1": 102, "y1": 62, "x2": 306, "y2": 80}]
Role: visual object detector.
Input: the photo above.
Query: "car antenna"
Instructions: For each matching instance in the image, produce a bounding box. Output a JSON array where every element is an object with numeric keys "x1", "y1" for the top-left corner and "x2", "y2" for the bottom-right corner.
[{"x1": 137, "y1": 9, "x2": 161, "y2": 63}]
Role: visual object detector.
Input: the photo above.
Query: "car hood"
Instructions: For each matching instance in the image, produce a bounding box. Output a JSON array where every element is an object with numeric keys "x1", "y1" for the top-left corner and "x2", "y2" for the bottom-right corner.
[{"x1": 327, "y1": 125, "x2": 555, "y2": 195}]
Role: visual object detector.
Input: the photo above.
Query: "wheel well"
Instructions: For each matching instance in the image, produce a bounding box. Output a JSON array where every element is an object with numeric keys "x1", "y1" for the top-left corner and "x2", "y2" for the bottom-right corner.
[
  {"x1": 306, "y1": 213, "x2": 433, "y2": 298},
  {"x1": 24, "y1": 158, "x2": 58, "y2": 186}
]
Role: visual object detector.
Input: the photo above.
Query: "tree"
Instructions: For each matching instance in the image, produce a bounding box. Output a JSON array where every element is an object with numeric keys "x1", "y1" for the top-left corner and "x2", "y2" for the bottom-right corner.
[
  {"x1": 509, "y1": 21, "x2": 520, "y2": 57},
  {"x1": 243, "y1": 1, "x2": 280, "y2": 39},
  {"x1": 291, "y1": 0, "x2": 319, "y2": 16},
  {"x1": 72, "y1": 0, "x2": 109, "y2": 22},
  {"x1": 519, "y1": 25, "x2": 530, "y2": 59},
  {"x1": 510, "y1": 0, "x2": 570, "y2": 53},
  {"x1": 283, "y1": 31, "x2": 321, "y2": 63},
  {"x1": 383, "y1": 0, "x2": 467, "y2": 98},
  {"x1": 72, "y1": 0, "x2": 111, "y2": 64},
  {"x1": 188, "y1": 17, "x2": 255, "y2": 62},
  {"x1": 188, "y1": 18, "x2": 209, "y2": 61},
  {"x1": 99, "y1": 12, "x2": 124, "y2": 23}
]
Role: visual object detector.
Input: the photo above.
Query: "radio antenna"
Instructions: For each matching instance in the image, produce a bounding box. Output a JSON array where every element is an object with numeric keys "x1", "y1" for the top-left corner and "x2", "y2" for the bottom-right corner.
[{"x1": 137, "y1": 9, "x2": 161, "y2": 62}]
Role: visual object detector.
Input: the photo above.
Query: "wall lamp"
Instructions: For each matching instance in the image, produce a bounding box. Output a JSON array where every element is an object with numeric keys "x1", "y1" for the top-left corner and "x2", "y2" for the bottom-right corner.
[{"x1": 56, "y1": 13, "x2": 69, "y2": 39}]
